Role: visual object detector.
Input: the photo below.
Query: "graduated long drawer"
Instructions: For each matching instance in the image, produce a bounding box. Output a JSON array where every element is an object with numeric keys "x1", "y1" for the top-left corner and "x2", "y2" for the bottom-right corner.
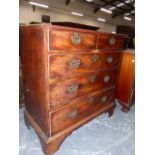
[
  {"x1": 49, "y1": 68, "x2": 118, "y2": 109},
  {"x1": 48, "y1": 51, "x2": 121, "y2": 78},
  {"x1": 50, "y1": 87, "x2": 115, "y2": 134}
]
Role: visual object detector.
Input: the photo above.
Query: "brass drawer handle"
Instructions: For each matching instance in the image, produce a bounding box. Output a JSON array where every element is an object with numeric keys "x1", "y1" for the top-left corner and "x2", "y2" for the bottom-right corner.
[
  {"x1": 101, "y1": 96, "x2": 108, "y2": 103},
  {"x1": 92, "y1": 54, "x2": 99, "y2": 63},
  {"x1": 109, "y1": 36, "x2": 116, "y2": 45},
  {"x1": 68, "y1": 108, "x2": 78, "y2": 118},
  {"x1": 69, "y1": 58, "x2": 81, "y2": 69},
  {"x1": 89, "y1": 75, "x2": 96, "y2": 83},
  {"x1": 106, "y1": 56, "x2": 113, "y2": 64},
  {"x1": 104, "y1": 75, "x2": 110, "y2": 82},
  {"x1": 71, "y1": 32, "x2": 82, "y2": 45},
  {"x1": 88, "y1": 96, "x2": 95, "y2": 104},
  {"x1": 67, "y1": 83, "x2": 79, "y2": 94}
]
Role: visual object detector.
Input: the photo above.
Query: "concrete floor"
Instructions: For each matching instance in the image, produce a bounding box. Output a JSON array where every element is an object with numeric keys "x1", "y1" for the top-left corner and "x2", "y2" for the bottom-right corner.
[{"x1": 19, "y1": 102, "x2": 135, "y2": 155}]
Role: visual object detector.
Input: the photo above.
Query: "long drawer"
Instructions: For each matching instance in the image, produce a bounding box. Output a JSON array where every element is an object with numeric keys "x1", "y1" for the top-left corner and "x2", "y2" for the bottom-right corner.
[
  {"x1": 49, "y1": 51, "x2": 121, "y2": 78},
  {"x1": 49, "y1": 29, "x2": 97, "y2": 50},
  {"x1": 50, "y1": 87, "x2": 115, "y2": 134},
  {"x1": 50, "y1": 68, "x2": 118, "y2": 109}
]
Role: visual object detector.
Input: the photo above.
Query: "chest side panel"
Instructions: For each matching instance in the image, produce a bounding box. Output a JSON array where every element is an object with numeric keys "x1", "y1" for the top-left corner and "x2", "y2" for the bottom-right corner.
[{"x1": 20, "y1": 27, "x2": 50, "y2": 137}]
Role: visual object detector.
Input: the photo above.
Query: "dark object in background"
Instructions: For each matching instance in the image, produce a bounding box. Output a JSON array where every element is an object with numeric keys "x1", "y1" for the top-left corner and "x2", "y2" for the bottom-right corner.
[
  {"x1": 116, "y1": 25, "x2": 135, "y2": 49},
  {"x1": 29, "y1": 21, "x2": 41, "y2": 24},
  {"x1": 42, "y1": 15, "x2": 50, "y2": 23},
  {"x1": 51, "y1": 22, "x2": 100, "y2": 30}
]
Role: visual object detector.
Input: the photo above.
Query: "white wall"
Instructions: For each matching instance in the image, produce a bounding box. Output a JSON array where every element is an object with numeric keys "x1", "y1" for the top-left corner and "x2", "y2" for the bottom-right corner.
[
  {"x1": 19, "y1": 0, "x2": 135, "y2": 32},
  {"x1": 19, "y1": 4, "x2": 116, "y2": 32}
]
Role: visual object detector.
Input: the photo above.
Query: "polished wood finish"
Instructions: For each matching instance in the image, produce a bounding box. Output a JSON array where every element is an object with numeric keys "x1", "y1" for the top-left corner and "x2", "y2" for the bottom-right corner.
[
  {"x1": 116, "y1": 50, "x2": 135, "y2": 112},
  {"x1": 19, "y1": 58, "x2": 25, "y2": 108},
  {"x1": 50, "y1": 69, "x2": 118, "y2": 109},
  {"x1": 20, "y1": 24, "x2": 126, "y2": 155},
  {"x1": 19, "y1": 29, "x2": 25, "y2": 108},
  {"x1": 51, "y1": 87, "x2": 115, "y2": 134},
  {"x1": 49, "y1": 51, "x2": 121, "y2": 78},
  {"x1": 49, "y1": 28, "x2": 97, "y2": 50},
  {"x1": 20, "y1": 27, "x2": 50, "y2": 136},
  {"x1": 97, "y1": 33, "x2": 126, "y2": 50}
]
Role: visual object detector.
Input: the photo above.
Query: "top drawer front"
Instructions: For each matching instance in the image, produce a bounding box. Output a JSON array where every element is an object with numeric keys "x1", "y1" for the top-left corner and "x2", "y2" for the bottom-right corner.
[
  {"x1": 49, "y1": 29, "x2": 97, "y2": 50},
  {"x1": 97, "y1": 33, "x2": 126, "y2": 50}
]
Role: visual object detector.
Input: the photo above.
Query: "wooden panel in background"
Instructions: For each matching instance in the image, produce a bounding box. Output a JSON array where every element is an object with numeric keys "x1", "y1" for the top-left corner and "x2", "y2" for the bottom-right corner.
[{"x1": 116, "y1": 50, "x2": 135, "y2": 112}]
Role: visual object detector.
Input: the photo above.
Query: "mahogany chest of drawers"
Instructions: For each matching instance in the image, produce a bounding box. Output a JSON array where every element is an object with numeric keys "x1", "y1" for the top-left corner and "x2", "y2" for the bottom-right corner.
[
  {"x1": 116, "y1": 49, "x2": 135, "y2": 112},
  {"x1": 20, "y1": 24, "x2": 127, "y2": 155}
]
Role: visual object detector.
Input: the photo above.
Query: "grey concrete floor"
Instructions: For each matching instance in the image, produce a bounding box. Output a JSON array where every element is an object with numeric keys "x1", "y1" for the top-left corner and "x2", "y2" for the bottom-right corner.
[{"x1": 19, "y1": 102, "x2": 135, "y2": 155}]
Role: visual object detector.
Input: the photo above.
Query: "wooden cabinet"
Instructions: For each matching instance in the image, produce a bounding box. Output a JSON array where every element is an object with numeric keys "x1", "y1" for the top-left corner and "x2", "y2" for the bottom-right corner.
[
  {"x1": 20, "y1": 24, "x2": 127, "y2": 155},
  {"x1": 19, "y1": 56, "x2": 25, "y2": 108},
  {"x1": 116, "y1": 50, "x2": 135, "y2": 112}
]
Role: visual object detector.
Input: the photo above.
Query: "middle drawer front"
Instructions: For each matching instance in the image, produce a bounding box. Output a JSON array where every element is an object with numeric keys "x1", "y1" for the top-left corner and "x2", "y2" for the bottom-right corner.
[
  {"x1": 50, "y1": 87, "x2": 115, "y2": 134},
  {"x1": 50, "y1": 68, "x2": 118, "y2": 109},
  {"x1": 49, "y1": 51, "x2": 121, "y2": 78}
]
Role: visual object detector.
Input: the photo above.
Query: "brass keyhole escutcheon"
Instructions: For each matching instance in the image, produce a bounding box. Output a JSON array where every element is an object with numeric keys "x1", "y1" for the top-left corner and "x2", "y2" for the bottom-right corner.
[
  {"x1": 101, "y1": 96, "x2": 108, "y2": 103},
  {"x1": 104, "y1": 75, "x2": 110, "y2": 82},
  {"x1": 106, "y1": 56, "x2": 113, "y2": 64},
  {"x1": 89, "y1": 75, "x2": 96, "y2": 83},
  {"x1": 92, "y1": 54, "x2": 99, "y2": 63},
  {"x1": 88, "y1": 96, "x2": 95, "y2": 104}
]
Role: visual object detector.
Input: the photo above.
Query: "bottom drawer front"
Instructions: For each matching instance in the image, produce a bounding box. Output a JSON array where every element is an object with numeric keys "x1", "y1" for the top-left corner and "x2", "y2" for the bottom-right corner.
[{"x1": 50, "y1": 87, "x2": 115, "y2": 134}]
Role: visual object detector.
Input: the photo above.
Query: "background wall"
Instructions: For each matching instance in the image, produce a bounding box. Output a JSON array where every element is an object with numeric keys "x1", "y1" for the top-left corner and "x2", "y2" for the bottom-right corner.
[
  {"x1": 19, "y1": 4, "x2": 116, "y2": 32},
  {"x1": 19, "y1": 0, "x2": 134, "y2": 33}
]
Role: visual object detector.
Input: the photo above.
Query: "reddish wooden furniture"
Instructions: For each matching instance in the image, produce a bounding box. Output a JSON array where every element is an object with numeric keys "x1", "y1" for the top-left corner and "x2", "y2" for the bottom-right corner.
[
  {"x1": 116, "y1": 50, "x2": 135, "y2": 112},
  {"x1": 19, "y1": 57, "x2": 25, "y2": 108},
  {"x1": 20, "y1": 24, "x2": 127, "y2": 155}
]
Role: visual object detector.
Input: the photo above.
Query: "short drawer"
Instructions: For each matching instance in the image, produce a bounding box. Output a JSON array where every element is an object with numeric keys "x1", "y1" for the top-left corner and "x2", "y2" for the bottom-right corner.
[
  {"x1": 49, "y1": 51, "x2": 121, "y2": 78},
  {"x1": 49, "y1": 29, "x2": 97, "y2": 50},
  {"x1": 50, "y1": 87, "x2": 115, "y2": 134},
  {"x1": 97, "y1": 33, "x2": 126, "y2": 50},
  {"x1": 50, "y1": 68, "x2": 118, "y2": 109}
]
